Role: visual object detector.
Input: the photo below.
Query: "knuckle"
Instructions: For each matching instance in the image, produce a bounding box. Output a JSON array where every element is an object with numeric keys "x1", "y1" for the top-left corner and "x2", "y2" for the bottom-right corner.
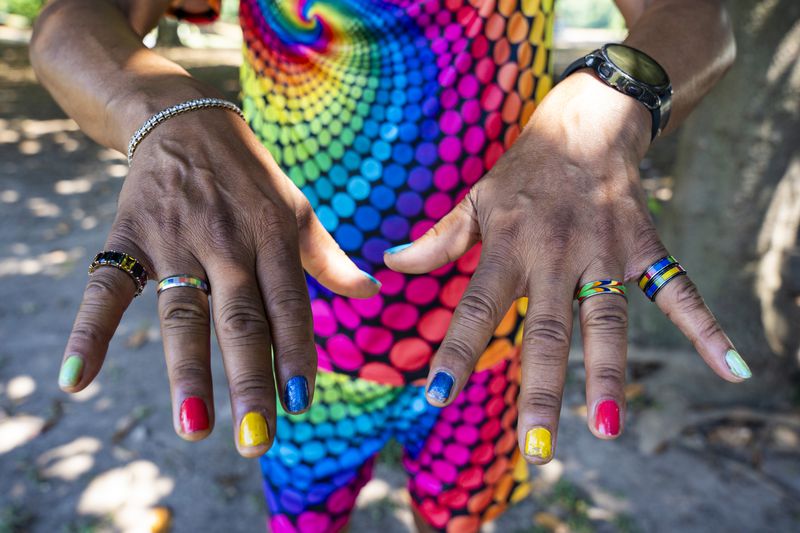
[
  {"x1": 160, "y1": 295, "x2": 209, "y2": 332},
  {"x1": 170, "y1": 358, "x2": 209, "y2": 387},
  {"x1": 439, "y1": 337, "x2": 478, "y2": 369},
  {"x1": 528, "y1": 316, "x2": 571, "y2": 350},
  {"x1": 70, "y1": 322, "x2": 110, "y2": 347},
  {"x1": 520, "y1": 387, "x2": 562, "y2": 413},
  {"x1": 583, "y1": 301, "x2": 628, "y2": 334},
  {"x1": 589, "y1": 363, "x2": 625, "y2": 390},
  {"x1": 669, "y1": 281, "x2": 705, "y2": 315},
  {"x1": 229, "y1": 371, "x2": 272, "y2": 398},
  {"x1": 216, "y1": 294, "x2": 268, "y2": 343},
  {"x1": 458, "y1": 288, "x2": 504, "y2": 327}
]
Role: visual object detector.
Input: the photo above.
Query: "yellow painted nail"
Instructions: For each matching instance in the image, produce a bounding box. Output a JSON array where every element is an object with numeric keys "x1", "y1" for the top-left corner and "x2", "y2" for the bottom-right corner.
[
  {"x1": 524, "y1": 427, "x2": 552, "y2": 459},
  {"x1": 239, "y1": 412, "x2": 268, "y2": 448}
]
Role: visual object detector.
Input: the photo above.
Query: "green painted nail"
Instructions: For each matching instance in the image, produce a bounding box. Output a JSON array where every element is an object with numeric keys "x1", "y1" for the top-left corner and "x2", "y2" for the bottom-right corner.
[
  {"x1": 724, "y1": 349, "x2": 751, "y2": 379},
  {"x1": 59, "y1": 355, "x2": 84, "y2": 387}
]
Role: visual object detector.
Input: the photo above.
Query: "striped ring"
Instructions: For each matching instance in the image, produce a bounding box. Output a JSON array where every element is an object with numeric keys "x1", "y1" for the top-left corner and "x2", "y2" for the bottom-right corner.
[
  {"x1": 575, "y1": 279, "x2": 627, "y2": 304},
  {"x1": 638, "y1": 256, "x2": 687, "y2": 301},
  {"x1": 157, "y1": 275, "x2": 210, "y2": 295}
]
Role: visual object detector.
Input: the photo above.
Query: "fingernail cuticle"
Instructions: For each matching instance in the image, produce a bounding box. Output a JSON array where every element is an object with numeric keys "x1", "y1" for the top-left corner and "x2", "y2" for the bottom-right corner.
[
  {"x1": 725, "y1": 349, "x2": 752, "y2": 379},
  {"x1": 180, "y1": 397, "x2": 209, "y2": 434},
  {"x1": 239, "y1": 412, "x2": 268, "y2": 447},
  {"x1": 384, "y1": 243, "x2": 412, "y2": 255},
  {"x1": 427, "y1": 371, "x2": 454, "y2": 403},
  {"x1": 360, "y1": 270, "x2": 381, "y2": 286},
  {"x1": 524, "y1": 427, "x2": 552, "y2": 459},
  {"x1": 595, "y1": 399, "x2": 620, "y2": 436},
  {"x1": 59, "y1": 355, "x2": 84, "y2": 388},
  {"x1": 285, "y1": 376, "x2": 309, "y2": 413}
]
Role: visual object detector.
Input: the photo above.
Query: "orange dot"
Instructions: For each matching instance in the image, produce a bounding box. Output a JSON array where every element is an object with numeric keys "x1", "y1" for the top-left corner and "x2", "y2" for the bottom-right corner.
[
  {"x1": 483, "y1": 456, "x2": 509, "y2": 484},
  {"x1": 419, "y1": 308, "x2": 453, "y2": 342},
  {"x1": 485, "y1": 13, "x2": 506, "y2": 40},
  {"x1": 475, "y1": 339, "x2": 513, "y2": 371},
  {"x1": 502, "y1": 93, "x2": 522, "y2": 124},
  {"x1": 507, "y1": 12, "x2": 529, "y2": 43},
  {"x1": 389, "y1": 338, "x2": 432, "y2": 371},
  {"x1": 493, "y1": 38, "x2": 511, "y2": 64},
  {"x1": 358, "y1": 362, "x2": 404, "y2": 386},
  {"x1": 517, "y1": 41, "x2": 533, "y2": 68},
  {"x1": 441, "y1": 276, "x2": 470, "y2": 308},
  {"x1": 482, "y1": 503, "x2": 508, "y2": 522},
  {"x1": 447, "y1": 516, "x2": 480, "y2": 533},
  {"x1": 497, "y1": 0, "x2": 516, "y2": 17},
  {"x1": 497, "y1": 63, "x2": 519, "y2": 92},
  {"x1": 518, "y1": 69, "x2": 534, "y2": 99},
  {"x1": 467, "y1": 487, "x2": 494, "y2": 514},
  {"x1": 494, "y1": 305, "x2": 518, "y2": 336},
  {"x1": 493, "y1": 473, "x2": 515, "y2": 502}
]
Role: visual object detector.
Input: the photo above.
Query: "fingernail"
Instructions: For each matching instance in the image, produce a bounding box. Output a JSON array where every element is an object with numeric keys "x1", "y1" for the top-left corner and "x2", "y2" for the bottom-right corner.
[
  {"x1": 180, "y1": 397, "x2": 209, "y2": 434},
  {"x1": 724, "y1": 349, "x2": 752, "y2": 379},
  {"x1": 239, "y1": 412, "x2": 268, "y2": 448},
  {"x1": 595, "y1": 399, "x2": 620, "y2": 437},
  {"x1": 427, "y1": 371, "x2": 455, "y2": 403},
  {"x1": 58, "y1": 355, "x2": 84, "y2": 388},
  {"x1": 384, "y1": 243, "x2": 412, "y2": 255},
  {"x1": 284, "y1": 376, "x2": 309, "y2": 413},
  {"x1": 524, "y1": 427, "x2": 552, "y2": 460},
  {"x1": 360, "y1": 270, "x2": 382, "y2": 287}
]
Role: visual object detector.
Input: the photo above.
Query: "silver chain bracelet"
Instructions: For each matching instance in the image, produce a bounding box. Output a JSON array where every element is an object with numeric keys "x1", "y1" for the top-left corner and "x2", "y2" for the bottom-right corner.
[{"x1": 126, "y1": 97, "x2": 245, "y2": 165}]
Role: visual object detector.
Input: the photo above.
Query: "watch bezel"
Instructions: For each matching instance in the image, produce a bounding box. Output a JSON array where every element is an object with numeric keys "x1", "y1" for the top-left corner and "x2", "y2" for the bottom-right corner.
[{"x1": 585, "y1": 44, "x2": 671, "y2": 110}]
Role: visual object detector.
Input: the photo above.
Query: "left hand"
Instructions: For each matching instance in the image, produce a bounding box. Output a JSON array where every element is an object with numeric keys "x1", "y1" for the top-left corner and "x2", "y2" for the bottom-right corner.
[{"x1": 384, "y1": 71, "x2": 748, "y2": 464}]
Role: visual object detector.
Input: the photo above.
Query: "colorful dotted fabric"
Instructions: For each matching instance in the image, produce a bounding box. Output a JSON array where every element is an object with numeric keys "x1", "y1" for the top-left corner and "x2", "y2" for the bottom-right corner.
[
  {"x1": 240, "y1": 0, "x2": 557, "y2": 385},
  {"x1": 262, "y1": 357, "x2": 530, "y2": 533}
]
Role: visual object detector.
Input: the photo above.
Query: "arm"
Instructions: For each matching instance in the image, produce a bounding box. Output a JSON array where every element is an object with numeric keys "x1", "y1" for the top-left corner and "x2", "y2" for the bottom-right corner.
[
  {"x1": 31, "y1": 0, "x2": 380, "y2": 457},
  {"x1": 386, "y1": 0, "x2": 744, "y2": 463}
]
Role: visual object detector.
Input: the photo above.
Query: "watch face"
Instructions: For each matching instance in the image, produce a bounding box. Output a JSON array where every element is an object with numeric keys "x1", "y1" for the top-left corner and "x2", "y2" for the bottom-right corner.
[{"x1": 605, "y1": 44, "x2": 669, "y2": 87}]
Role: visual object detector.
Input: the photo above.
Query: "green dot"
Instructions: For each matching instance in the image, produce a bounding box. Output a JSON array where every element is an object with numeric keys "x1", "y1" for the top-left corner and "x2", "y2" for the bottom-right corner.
[
  {"x1": 318, "y1": 130, "x2": 332, "y2": 147},
  {"x1": 340, "y1": 109, "x2": 352, "y2": 122},
  {"x1": 309, "y1": 404, "x2": 328, "y2": 424},
  {"x1": 303, "y1": 160, "x2": 320, "y2": 181},
  {"x1": 340, "y1": 129, "x2": 355, "y2": 145},
  {"x1": 330, "y1": 403, "x2": 347, "y2": 421},
  {"x1": 304, "y1": 137, "x2": 319, "y2": 154},
  {"x1": 315, "y1": 152, "x2": 332, "y2": 172},
  {"x1": 329, "y1": 120, "x2": 343, "y2": 135},
  {"x1": 295, "y1": 142, "x2": 309, "y2": 162},
  {"x1": 356, "y1": 102, "x2": 370, "y2": 117},
  {"x1": 322, "y1": 387, "x2": 341, "y2": 403},
  {"x1": 283, "y1": 145, "x2": 296, "y2": 167},
  {"x1": 288, "y1": 166, "x2": 305, "y2": 187},
  {"x1": 351, "y1": 115, "x2": 364, "y2": 133},
  {"x1": 310, "y1": 118, "x2": 322, "y2": 134},
  {"x1": 329, "y1": 140, "x2": 344, "y2": 159}
]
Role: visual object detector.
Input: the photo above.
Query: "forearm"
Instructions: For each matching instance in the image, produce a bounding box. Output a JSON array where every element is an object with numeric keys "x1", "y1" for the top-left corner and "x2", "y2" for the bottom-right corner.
[
  {"x1": 623, "y1": 0, "x2": 736, "y2": 133},
  {"x1": 30, "y1": 0, "x2": 218, "y2": 153}
]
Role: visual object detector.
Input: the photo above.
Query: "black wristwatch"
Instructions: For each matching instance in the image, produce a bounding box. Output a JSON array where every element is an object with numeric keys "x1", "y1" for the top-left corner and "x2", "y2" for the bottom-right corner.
[{"x1": 559, "y1": 43, "x2": 672, "y2": 142}]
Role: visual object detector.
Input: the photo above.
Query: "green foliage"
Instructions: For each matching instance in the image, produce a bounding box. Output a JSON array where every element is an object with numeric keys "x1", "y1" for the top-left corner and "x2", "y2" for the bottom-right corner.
[
  {"x1": 555, "y1": 0, "x2": 626, "y2": 30},
  {"x1": 1, "y1": 0, "x2": 44, "y2": 22}
]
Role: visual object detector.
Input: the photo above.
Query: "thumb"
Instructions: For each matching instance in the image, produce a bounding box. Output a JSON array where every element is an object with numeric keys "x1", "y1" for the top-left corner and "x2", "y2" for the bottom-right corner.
[{"x1": 383, "y1": 192, "x2": 480, "y2": 274}]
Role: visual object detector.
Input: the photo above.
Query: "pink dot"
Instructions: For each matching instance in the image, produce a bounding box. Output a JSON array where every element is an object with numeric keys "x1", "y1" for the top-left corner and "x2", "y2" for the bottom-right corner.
[
  {"x1": 441, "y1": 88, "x2": 459, "y2": 109},
  {"x1": 454, "y1": 424, "x2": 479, "y2": 445},
  {"x1": 381, "y1": 302, "x2": 419, "y2": 330},
  {"x1": 464, "y1": 15, "x2": 483, "y2": 38},
  {"x1": 411, "y1": 219, "x2": 435, "y2": 240},
  {"x1": 463, "y1": 126, "x2": 486, "y2": 154},
  {"x1": 316, "y1": 343, "x2": 332, "y2": 372},
  {"x1": 426, "y1": 435, "x2": 444, "y2": 454},
  {"x1": 438, "y1": 136, "x2": 462, "y2": 162},
  {"x1": 431, "y1": 460, "x2": 458, "y2": 484},
  {"x1": 439, "y1": 111, "x2": 462, "y2": 135},
  {"x1": 424, "y1": 192, "x2": 453, "y2": 219},
  {"x1": 419, "y1": 308, "x2": 453, "y2": 342},
  {"x1": 438, "y1": 65, "x2": 457, "y2": 87},
  {"x1": 431, "y1": 37, "x2": 448, "y2": 54},
  {"x1": 350, "y1": 293, "x2": 383, "y2": 318},
  {"x1": 434, "y1": 421, "x2": 454, "y2": 439},
  {"x1": 461, "y1": 99, "x2": 481, "y2": 123},
  {"x1": 486, "y1": 112, "x2": 502, "y2": 139},
  {"x1": 389, "y1": 338, "x2": 432, "y2": 371},
  {"x1": 271, "y1": 515, "x2": 298, "y2": 533},
  {"x1": 466, "y1": 384, "x2": 488, "y2": 404},
  {"x1": 444, "y1": 443, "x2": 470, "y2": 465},
  {"x1": 480, "y1": 419, "x2": 502, "y2": 440},
  {"x1": 416, "y1": 472, "x2": 442, "y2": 495},
  {"x1": 435, "y1": 9, "x2": 450, "y2": 25},
  {"x1": 441, "y1": 405, "x2": 461, "y2": 422},
  {"x1": 457, "y1": 75, "x2": 479, "y2": 98},
  {"x1": 433, "y1": 164, "x2": 459, "y2": 191},
  {"x1": 326, "y1": 487, "x2": 356, "y2": 514},
  {"x1": 470, "y1": 35, "x2": 489, "y2": 58},
  {"x1": 436, "y1": 54, "x2": 452, "y2": 69},
  {"x1": 463, "y1": 404, "x2": 484, "y2": 424},
  {"x1": 326, "y1": 334, "x2": 364, "y2": 371},
  {"x1": 461, "y1": 156, "x2": 483, "y2": 185},
  {"x1": 355, "y1": 326, "x2": 393, "y2": 354},
  {"x1": 452, "y1": 37, "x2": 468, "y2": 55},
  {"x1": 484, "y1": 141, "x2": 504, "y2": 169},
  {"x1": 406, "y1": 276, "x2": 441, "y2": 305},
  {"x1": 332, "y1": 297, "x2": 360, "y2": 329},
  {"x1": 481, "y1": 84, "x2": 504, "y2": 111},
  {"x1": 297, "y1": 512, "x2": 331, "y2": 533},
  {"x1": 475, "y1": 57, "x2": 496, "y2": 83},
  {"x1": 374, "y1": 269, "x2": 404, "y2": 295},
  {"x1": 312, "y1": 300, "x2": 336, "y2": 336},
  {"x1": 444, "y1": 23, "x2": 462, "y2": 41},
  {"x1": 454, "y1": 50, "x2": 471, "y2": 71}
]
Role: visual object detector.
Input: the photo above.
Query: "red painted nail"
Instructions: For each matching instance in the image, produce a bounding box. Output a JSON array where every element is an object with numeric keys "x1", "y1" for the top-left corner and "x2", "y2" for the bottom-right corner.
[
  {"x1": 595, "y1": 399, "x2": 620, "y2": 436},
  {"x1": 180, "y1": 397, "x2": 209, "y2": 434}
]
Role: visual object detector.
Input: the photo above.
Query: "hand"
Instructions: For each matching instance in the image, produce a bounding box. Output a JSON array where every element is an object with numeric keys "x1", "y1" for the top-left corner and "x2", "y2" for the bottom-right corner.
[
  {"x1": 57, "y1": 108, "x2": 380, "y2": 457},
  {"x1": 384, "y1": 71, "x2": 750, "y2": 464}
]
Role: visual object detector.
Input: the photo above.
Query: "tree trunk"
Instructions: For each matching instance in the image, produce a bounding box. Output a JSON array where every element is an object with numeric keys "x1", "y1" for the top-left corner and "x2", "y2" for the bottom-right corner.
[{"x1": 630, "y1": 0, "x2": 800, "y2": 370}]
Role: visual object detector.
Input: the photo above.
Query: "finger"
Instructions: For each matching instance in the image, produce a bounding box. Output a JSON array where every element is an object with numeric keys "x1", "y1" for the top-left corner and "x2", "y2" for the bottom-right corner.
[
  {"x1": 156, "y1": 266, "x2": 214, "y2": 442},
  {"x1": 577, "y1": 267, "x2": 628, "y2": 440},
  {"x1": 59, "y1": 238, "x2": 150, "y2": 393},
  {"x1": 518, "y1": 274, "x2": 574, "y2": 464},
  {"x1": 630, "y1": 246, "x2": 751, "y2": 382},
  {"x1": 255, "y1": 229, "x2": 316, "y2": 415},
  {"x1": 207, "y1": 262, "x2": 275, "y2": 458},
  {"x1": 425, "y1": 249, "x2": 520, "y2": 407},
  {"x1": 292, "y1": 190, "x2": 381, "y2": 299},
  {"x1": 383, "y1": 191, "x2": 480, "y2": 274}
]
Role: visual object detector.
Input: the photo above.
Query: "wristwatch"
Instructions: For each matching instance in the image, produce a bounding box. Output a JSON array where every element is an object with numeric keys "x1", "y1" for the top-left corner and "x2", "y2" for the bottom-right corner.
[{"x1": 559, "y1": 43, "x2": 673, "y2": 142}]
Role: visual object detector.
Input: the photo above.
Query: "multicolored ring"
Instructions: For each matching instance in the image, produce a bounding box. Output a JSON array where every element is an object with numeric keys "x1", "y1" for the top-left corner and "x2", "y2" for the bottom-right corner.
[
  {"x1": 576, "y1": 279, "x2": 627, "y2": 304},
  {"x1": 89, "y1": 250, "x2": 149, "y2": 297},
  {"x1": 638, "y1": 256, "x2": 687, "y2": 301},
  {"x1": 157, "y1": 275, "x2": 210, "y2": 295}
]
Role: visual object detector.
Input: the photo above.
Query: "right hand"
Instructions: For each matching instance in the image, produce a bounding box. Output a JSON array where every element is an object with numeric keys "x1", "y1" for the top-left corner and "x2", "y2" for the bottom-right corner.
[{"x1": 57, "y1": 107, "x2": 380, "y2": 457}]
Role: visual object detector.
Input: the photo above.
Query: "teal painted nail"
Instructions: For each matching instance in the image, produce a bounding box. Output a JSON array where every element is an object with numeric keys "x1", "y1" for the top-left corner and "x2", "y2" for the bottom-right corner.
[
  {"x1": 59, "y1": 355, "x2": 84, "y2": 387},
  {"x1": 724, "y1": 349, "x2": 752, "y2": 379},
  {"x1": 360, "y1": 270, "x2": 381, "y2": 286},
  {"x1": 384, "y1": 243, "x2": 412, "y2": 254}
]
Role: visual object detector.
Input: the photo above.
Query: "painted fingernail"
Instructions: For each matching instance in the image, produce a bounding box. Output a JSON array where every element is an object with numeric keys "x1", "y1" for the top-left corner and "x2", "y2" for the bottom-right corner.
[
  {"x1": 58, "y1": 355, "x2": 84, "y2": 388},
  {"x1": 239, "y1": 412, "x2": 268, "y2": 448},
  {"x1": 179, "y1": 397, "x2": 209, "y2": 434},
  {"x1": 595, "y1": 399, "x2": 620, "y2": 437},
  {"x1": 360, "y1": 270, "x2": 382, "y2": 287},
  {"x1": 427, "y1": 370, "x2": 454, "y2": 403},
  {"x1": 725, "y1": 349, "x2": 752, "y2": 379},
  {"x1": 284, "y1": 376, "x2": 309, "y2": 413},
  {"x1": 384, "y1": 243, "x2": 412, "y2": 255},
  {"x1": 524, "y1": 427, "x2": 552, "y2": 460}
]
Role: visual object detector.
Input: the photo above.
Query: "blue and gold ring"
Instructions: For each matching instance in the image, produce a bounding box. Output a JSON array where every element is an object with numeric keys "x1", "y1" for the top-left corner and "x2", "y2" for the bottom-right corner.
[
  {"x1": 157, "y1": 274, "x2": 210, "y2": 296},
  {"x1": 638, "y1": 257, "x2": 686, "y2": 301}
]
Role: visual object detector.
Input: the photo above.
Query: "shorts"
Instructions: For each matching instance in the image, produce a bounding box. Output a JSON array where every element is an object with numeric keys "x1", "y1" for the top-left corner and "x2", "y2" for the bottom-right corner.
[{"x1": 261, "y1": 354, "x2": 531, "y2": 533}]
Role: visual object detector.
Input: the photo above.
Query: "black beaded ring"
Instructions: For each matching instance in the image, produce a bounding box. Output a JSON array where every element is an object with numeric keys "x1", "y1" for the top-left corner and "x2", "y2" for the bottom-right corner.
[{"x1": 88, "y1": 251, "x2": 149, "y2": 297}]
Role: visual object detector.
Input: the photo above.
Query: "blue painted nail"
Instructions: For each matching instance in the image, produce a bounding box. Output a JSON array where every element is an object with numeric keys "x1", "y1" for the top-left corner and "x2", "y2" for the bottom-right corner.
[
  {"x1": 427, "y1": 371, "x2": 455, "y2": 403},
  {"x1": 384, "y1": 243, "x2": 412, "y2": 255},
  {"x1": 360, "y1": 270, "x2": 381, "y2": 286},
  {"x1": 284, "y1": 376, "x2": 309, "y2": 413}
]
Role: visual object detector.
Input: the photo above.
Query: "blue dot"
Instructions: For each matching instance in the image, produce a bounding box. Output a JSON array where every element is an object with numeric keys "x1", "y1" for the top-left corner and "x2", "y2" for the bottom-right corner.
[
  {"x1": 291, "y1": 464, "x2": 314, "y2": 490},
  {"x1": 408, "y1": 167, "x2": 432, "y2": 191},
  {"x1": 404, "y1": 104, "x2": 421, "y2": 121},
  {"x1": 380, "y1": 123, "x2": 398, "y2": 141},
  {"x1": 399, "y1": 123, "x2": 418, "y2": 142},
  {"x1": 278, "y1": 443, "x2": 301, "y2": 466},
  {"x1": 421, "y1": 119, "x2": 439, "y2": 140},
  {"x1": 381, "y1": 216, "x2": 409, "y2": 240},
  {"x1": 392, "y1": 74, "x2": 408, "y2": 88},
  {"x1": 330, "y1": 164, "x2": 348, "y2": 186},
  {"x1": 339, "y1": 449, "x2": 364, "y2": 470},
  {"x1": 354, "y1": 206, "x2": 381, "y2": 231},
  {"x1": 293, "y1": 422, "x2": 313, "y2": 443},
  {"x1": 390, "y1": 89, "x2": 407, "y2": 106},
  {"x1": 301, "y1": 441, "x2": 326, "y2": 462},
  {"x1": 364, "y1": 119, "x2": 379, "y2": 136},
  {"x1": 301, "y1": 185, "x2": 319, "y2": 209},
  {"x1": 422, "y1": 64, "x2": 437, "y2": 80},
  {"x1": 347, "y1": 178, "x2": 371, "y2": 200},
  {"x1": 392, "y1": 144, "x2": 414, "y2": 164},
  {"x1": 371, "y1": 141, "x2": 391, "y2": 161},
  {"x1": 361, "y1": 158, "x2": 383, "y2": 181},
  {"x1": 314, "y1": 178, "x2": 334, "y2": 200},
  {"x1": 335, "y1": 419, "x2": 355, "y2": 439},
  {"x1": 397, "y1": 191, "x2": 423, "y2": 216},
  {"x1": 354, "y1": 135, "x2": 371, "y2": 154},
  {"x1": 370, "y1": 185, "x2": 396, "y2": 210},
  {"x1": 317, "y1": 205, "x2": 339, "y2": 231},
  {"x1": 332, "y1": 192, "x2": 355, "y2": 218},
  {"x1": 263, "y1": 459, "x2": 290, "y2": 487},
  {"x1": 384, "y1": 164, "x2": 406, "y2": 188},
  {"x1": 316, "y1": 422, "x2": 334, "y2": 439},
  {"x1": 362, "y1": 237, "x2": 391, "y2": 263},
  {"x1": 355, "y1": 414, "x2": 374, "y2": 434},
  {"x1": 408, "y1": 75, "x2": 423, "y2": 90},
  {"x1": 421, "y1": 97, "x2": 439, "y2": 117},
  {"x1": 370, "y1": 105, "x2": 386, "y2": 121},
  {"x1": 415, "y1": 143, "x2": 438, "y2": 165},
  {"x1": 376, "y1": 90, "x2": 389, "y2": 104},
  {"x1": 313, "y1": 459, "x2": 339, "y2": 479},
  {"x1": 335, "y1": 224, "x2": 363, "y2": 251},
  {"x1": 343, "y1": 152, "x2": 361, "y2": 171},
  {"x1": 387, "y1": 106, "x2": 403, "y2": 122}
]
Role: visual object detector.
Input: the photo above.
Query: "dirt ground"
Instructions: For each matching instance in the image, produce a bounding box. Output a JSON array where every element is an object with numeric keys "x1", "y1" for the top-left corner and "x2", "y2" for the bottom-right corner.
[{"x1": 1, "y1": 39, "x2": 799, "y2": 533}]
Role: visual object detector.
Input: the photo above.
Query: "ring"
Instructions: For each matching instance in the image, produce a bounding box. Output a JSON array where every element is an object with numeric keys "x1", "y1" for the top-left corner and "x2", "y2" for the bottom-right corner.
[
  {"x1": 638, "y1": 256, "x2": 686, "y2": 301},
  {"x1": 157, "y1": 275, "x2": 210, "y2": 295},
  {"x1": 576, "y1": 279, "x2": 627, "y2": 304},
  {"x1": 89, "y1": 250, "x2": 149, "y2": 297}
]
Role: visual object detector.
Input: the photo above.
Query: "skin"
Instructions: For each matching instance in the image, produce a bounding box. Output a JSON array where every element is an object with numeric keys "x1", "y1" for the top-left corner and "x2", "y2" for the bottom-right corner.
[{"x1": 30, "y1": 0, "x2": 738, "y2": 529}]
